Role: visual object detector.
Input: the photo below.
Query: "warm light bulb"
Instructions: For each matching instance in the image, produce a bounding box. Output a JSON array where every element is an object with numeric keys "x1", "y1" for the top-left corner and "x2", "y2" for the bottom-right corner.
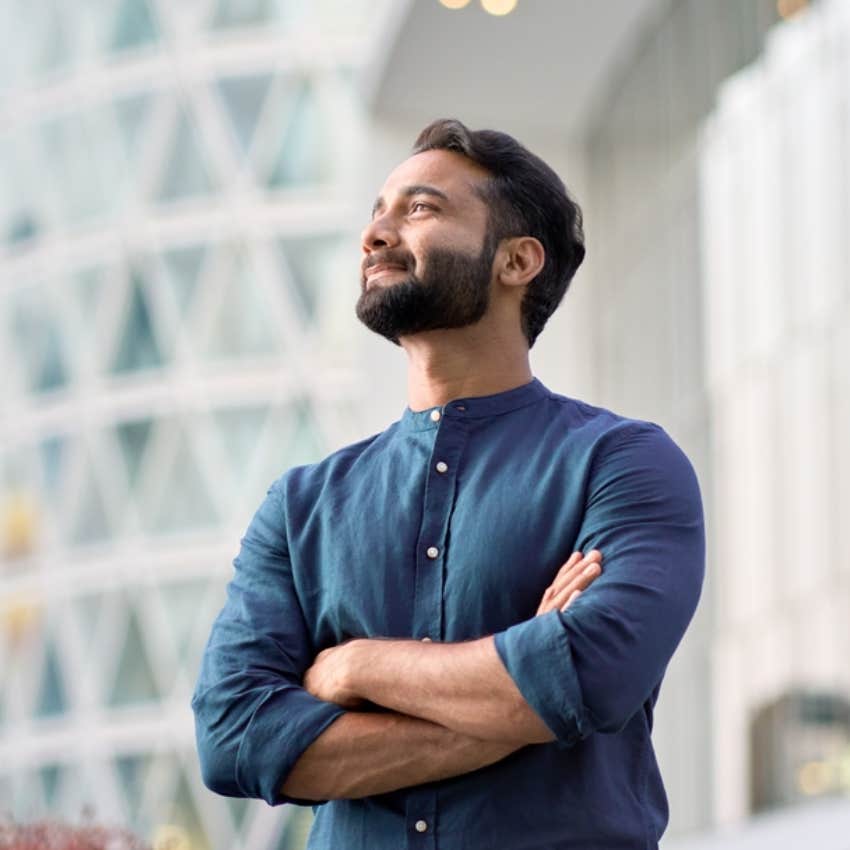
[
  {"x1": 797, "y1": 760, "x2": 833, "y2": 796},
  {"x1": 153, "y1": 825, "x2": 191, "y2": 850},
  {"x1": 481, "y1": 0, "x2": 518, "y2": 15},
  {"x1": 439, "y1": 0, "x2": 472, "y2": 9},
  {"x1": 777, "y1": 0, "x2": 808, "y2": 19}
]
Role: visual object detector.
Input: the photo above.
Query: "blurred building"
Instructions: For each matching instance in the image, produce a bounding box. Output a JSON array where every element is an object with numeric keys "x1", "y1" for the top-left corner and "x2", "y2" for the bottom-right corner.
[
  {"x1": 2, "y1": 1, "x2": 849, "y2": 849},
  {"x1": 0, "y1": 1, "x2": 385, "y2": 848}
]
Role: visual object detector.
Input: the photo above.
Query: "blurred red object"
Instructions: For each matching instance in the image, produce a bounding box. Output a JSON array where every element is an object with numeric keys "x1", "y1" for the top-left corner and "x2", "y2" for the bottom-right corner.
[{"x1": 0, "y1": 821, "x2": 150, "y2": 850}]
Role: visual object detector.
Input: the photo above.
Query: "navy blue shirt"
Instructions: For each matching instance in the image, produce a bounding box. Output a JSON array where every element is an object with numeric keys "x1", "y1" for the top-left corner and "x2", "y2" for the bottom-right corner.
[{"x1": 192, "y1": 378, "x2": 705, "y2": 849}]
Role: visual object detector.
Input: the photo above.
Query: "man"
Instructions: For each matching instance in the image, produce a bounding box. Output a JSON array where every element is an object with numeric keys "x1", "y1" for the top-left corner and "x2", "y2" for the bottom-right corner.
[{"x1": 192, "y1": 119, "x2": 705, "y2": 849}]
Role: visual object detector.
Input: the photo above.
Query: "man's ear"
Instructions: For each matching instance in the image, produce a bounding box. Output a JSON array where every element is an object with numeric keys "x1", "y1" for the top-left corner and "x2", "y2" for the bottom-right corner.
[{"x1": 495, "y1": 237, "x2": 545, "y2": 289}]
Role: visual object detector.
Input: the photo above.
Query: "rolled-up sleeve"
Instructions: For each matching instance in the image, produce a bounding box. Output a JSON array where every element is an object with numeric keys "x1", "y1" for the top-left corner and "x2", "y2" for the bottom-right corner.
[
  {"x1": 191, "y1": 479, "x2": 346, "y2": 806},
  {"x1": 494, "y1": 421, "x2": 705, "y2": 743}
]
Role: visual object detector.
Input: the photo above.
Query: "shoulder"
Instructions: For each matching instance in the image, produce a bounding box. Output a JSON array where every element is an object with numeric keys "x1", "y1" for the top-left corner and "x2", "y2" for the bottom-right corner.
[
  {"x1": 540, "y1": 388, "x2": 701, "y2": 503},
  {"x1": 538, "y1": 388, "x2": 670, "y2": 456},
  {"x1": 268, "y1": 424, "x2": 394, "y2": 506}
]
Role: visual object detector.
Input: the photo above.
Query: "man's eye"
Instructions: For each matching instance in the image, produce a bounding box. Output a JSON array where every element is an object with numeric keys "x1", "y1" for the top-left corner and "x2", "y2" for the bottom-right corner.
[{"x1": 411, "y1": 202, "x2": 434, "y2": 213}]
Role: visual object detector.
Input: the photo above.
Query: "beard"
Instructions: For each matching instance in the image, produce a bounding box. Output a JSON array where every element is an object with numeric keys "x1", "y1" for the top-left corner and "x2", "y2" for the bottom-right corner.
[{"x1": 355, "y1": 235, "x2": 497, "y2": 345}]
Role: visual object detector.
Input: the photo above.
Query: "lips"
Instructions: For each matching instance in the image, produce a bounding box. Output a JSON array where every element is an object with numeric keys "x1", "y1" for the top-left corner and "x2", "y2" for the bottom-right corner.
[{"x1": 365, "y1": 263, "x2": 407, "y2": 279}]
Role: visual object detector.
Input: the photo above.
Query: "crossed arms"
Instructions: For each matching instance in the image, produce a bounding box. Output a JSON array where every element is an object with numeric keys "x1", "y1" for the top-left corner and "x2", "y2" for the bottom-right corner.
[
  {"x1": 192, "y1": 421, "x2": 705, "y2": 807},
  {"x1": 282, "y1": 550, "x2": 602, "y2": 800}
]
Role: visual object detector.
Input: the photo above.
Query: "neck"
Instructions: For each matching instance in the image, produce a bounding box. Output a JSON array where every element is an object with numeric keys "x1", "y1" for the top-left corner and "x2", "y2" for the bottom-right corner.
[{"x1": 400, "y1": 324, "x2": 532, "y2": 411}]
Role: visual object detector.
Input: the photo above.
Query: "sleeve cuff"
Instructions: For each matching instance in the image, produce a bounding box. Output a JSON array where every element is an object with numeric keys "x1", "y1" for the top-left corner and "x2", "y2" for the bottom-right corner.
[
  {"x1": 235, "y1": 685, "x2": 347, "y2": 806},
  {"x1": 494, "y1": 612, "x2": 587, "y2": 745}
]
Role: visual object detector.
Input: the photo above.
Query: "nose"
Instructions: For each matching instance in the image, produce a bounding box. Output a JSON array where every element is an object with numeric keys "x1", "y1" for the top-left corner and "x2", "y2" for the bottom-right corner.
[{"x1": 361, "y1": 212, "x2": 399, "y2": 254}]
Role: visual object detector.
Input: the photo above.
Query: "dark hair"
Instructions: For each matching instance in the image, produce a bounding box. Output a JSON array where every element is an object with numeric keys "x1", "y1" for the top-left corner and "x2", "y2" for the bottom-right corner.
[{"x1": 412, "y1": 119, "x2": 585, "y2": 348}]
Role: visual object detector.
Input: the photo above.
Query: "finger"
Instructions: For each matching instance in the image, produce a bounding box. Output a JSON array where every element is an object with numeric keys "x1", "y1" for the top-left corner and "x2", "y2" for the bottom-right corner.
[
  {"x1": 549, "y1": 551, "x2": 603, "y2": 598},
  {"x1": 561, "y1": 589, "x2": 581, "y2": 611},
  {"x1": 536, "y1": 556, "x2": 579, "y2": 615},
  {"x1": 552, "y1": 551, "x2": 583, "y2": 583},
  {"x1": 538, "y1": 553, "x2": 589, "y2": 615},
  {"x1": 548, "y1": 560, "x2": 602, "y2": 611}
]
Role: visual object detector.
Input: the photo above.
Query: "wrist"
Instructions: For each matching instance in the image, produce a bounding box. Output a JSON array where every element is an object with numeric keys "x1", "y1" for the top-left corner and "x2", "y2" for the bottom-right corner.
[{"x1": 344, "y1": 638, "x2": 369, "y2": 700}]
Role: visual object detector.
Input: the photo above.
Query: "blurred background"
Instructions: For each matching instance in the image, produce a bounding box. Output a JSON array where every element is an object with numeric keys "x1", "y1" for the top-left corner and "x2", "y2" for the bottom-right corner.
[{"x1": 1, "y1": 0, "x2": 849, "y2": 848}]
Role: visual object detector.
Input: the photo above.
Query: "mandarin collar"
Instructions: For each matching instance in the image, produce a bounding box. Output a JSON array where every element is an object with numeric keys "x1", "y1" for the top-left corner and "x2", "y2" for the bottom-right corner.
[{"x1": 400, "y1": 378, "x2": 549, "y2": 431}]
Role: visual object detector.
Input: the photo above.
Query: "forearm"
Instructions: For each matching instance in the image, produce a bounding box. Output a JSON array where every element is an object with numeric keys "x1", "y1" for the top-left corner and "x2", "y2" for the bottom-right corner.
[
  {"x1": 281, "y1": 709, "x2": 520, "y2": 801},
  {"x1": 348, "y1": 636, "x2": 554, "y2": 744}
]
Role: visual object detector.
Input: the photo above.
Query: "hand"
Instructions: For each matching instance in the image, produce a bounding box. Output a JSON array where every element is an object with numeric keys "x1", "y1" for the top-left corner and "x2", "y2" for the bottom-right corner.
[
  {"x1": 535, "y1": 550, "x2": 602, "y2": 615},
  {"x1": 303, "y1": 641, "x2": 366, "y2": 709}
]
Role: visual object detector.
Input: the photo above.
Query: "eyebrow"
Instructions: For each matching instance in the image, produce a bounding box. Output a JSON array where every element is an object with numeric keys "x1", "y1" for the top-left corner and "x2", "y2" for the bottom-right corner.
[{"x1": 371, "y1": 184, "x2": 450, "y2": 218}]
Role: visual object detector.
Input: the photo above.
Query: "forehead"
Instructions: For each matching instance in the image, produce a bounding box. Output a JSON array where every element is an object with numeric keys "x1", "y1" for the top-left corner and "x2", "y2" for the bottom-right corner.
[{"x1": 378, "y1": 148, "x2": 491, "y2": 206}]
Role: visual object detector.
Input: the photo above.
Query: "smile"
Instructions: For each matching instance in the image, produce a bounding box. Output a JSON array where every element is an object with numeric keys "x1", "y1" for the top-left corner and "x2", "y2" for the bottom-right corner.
[{"x1": 366, "y1": 264, "x2": 407, "y2": 280}]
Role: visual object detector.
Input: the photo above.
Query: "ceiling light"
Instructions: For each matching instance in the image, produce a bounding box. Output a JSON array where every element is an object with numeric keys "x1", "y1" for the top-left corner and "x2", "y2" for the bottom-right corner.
[
  {"x1": 439, "y1": 0, "x2": 472, "y2": 9},
  {"x1": 481, "y1": 0, "x2": 518, "y2": 15}
]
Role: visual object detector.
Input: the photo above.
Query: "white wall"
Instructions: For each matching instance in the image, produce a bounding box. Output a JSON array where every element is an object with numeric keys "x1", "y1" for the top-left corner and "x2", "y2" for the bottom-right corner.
[{"x1": 699, "y1": 0, "x2": 850, "y2": 828}]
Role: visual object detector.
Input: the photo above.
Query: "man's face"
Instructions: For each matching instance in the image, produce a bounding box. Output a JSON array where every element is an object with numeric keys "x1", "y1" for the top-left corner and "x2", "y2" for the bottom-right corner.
[{"x1": 356, "y1": 149, "x2": 496, "y2": 343}]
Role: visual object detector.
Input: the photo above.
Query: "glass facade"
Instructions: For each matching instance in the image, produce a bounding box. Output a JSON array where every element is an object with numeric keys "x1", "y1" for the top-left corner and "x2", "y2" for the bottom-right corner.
[{"x1": 0, "y1": 1, "x2": 386, "y2": 847}]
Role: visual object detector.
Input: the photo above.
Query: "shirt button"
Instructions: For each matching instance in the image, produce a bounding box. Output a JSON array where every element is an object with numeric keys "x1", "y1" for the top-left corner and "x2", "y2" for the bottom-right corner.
[
  {"x1": 426, "y1": 546, "x2": 439, "y2": 559},
  {"x1": 430, "y1": 409, "x2": 441, "y2": 422},
  {"x1": 415, "y1": 820, "x2": 428, "y2": 833},
  {"x1": 435, "y1": 461, "x2": 448, "y2": 473}
]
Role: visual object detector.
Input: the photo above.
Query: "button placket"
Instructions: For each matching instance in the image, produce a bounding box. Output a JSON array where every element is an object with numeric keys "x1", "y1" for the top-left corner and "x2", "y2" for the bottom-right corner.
[
  {"x1": 408, "y1": 408, "x2": 466, "y2": 850},
  {"x1": 412, "y1": 409, "x2": 467, "y2": 652}
]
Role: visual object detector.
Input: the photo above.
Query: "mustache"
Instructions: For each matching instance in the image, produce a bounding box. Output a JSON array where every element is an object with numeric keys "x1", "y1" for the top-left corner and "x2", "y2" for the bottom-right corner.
[{"x1": 361, "y1": 250, "x2": 416, "y2": 276}]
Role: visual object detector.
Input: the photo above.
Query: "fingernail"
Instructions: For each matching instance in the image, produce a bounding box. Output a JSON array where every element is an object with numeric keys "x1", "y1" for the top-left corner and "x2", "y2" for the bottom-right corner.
[{"x1": 583, "y1": 563, "x2": 599, "y2": 576}]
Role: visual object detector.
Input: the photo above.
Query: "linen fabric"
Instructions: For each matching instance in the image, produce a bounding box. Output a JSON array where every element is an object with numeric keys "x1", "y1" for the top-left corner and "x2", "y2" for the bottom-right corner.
[{"x1": 192, "y1": 378, "x2": 705, "y2": 849}]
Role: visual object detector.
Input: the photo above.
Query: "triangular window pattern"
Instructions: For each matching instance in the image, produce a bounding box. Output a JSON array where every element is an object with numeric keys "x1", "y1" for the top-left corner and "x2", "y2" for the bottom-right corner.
[
  {"x1": 156, "y1": 108, "x2": 215, "y2": 202},
  {"x1": 216, "y1": 74, "x2": 273, "y2": 157},
  {"x1": 39, "y1": 435, "x2": 67, "y2": 508},
  {"x1": 11, "y1": 291, "x2": 40, "y2": 391},
  {"x1": 13, "y1": 771, "x2": 45, "y2": 815},
  {"x1": 69, "y1": 461, "x2": 112, "y2": 545},
  {"x1": 6, "y1": 211, "x2": 40, "y2": 245},
  {"x1": 211, "y1": 0, "x2": 276, "y2": 28},
  {"x1": 111, "y1": 270, "x2": 164, "y2": 374},
  {"x1": 74, "y1": 266, "x2": 104, "y2": 317},
  {"x1": 41, "y1": 114, "x2": 105, "y2": 222},
  {"x1": 108, "y1": 605, "x2": 160, "y2": 706},
  {"x1": 213, "y1": 406, "x2": 269, "y2": 482},
  {"x1": 36, "y1": 314, "x2": 69, "y2": 392},
  {"x1": 161, "y1": 244, "x2": 206, "y2": 319},
  {"x1": 203, "y1": 250, "x2": 278, "y2": 359},
  {"x1": 36, "y1": 637, "x2": 68, "y2": 717},
  {"x1": 111, "y1": 0, "x2": 159, "y2": 52},
  {"x1": 39, "y1": 764, "x2": 65, "y2": 807},
  {"x1": 114, "y1": 92, "x2": 153, "y2": 165},
  {"x1": 169, "y1": 768, "x2": 212, "y2": 850},
  {"x1": 277, "y1": 235, "x2": 341, "y2": 323},
  {"x1": 36, "y1": 2, "x2": 71, "y2": 74},
  {"x1": 11, "y1": 289, "x2": 69, "y2": 394},
  {"x1": 227, "y1": 796, "x2": 251, "y2": 835},
  {"x1": 160, "y1": 579, "x2": 211, "y2": 671},
  {"x1": 267, "y1": 80, "x2": 329, "y2": 188},
  {"x1": 285, "y1": 401, "x2": 324, "y2": 467},
  {"x1": 148, "y1": 428, "x2": 217, "y2": 534},
  {"x1": 115, "y1": 419, "x2": 153, "y2": 490},
  {"x1": 115, "y1": 753, "x2": 151, "y2": 826},
  {"x1": 73, "y1": 593, "x2": 103, "y2": 654}
]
